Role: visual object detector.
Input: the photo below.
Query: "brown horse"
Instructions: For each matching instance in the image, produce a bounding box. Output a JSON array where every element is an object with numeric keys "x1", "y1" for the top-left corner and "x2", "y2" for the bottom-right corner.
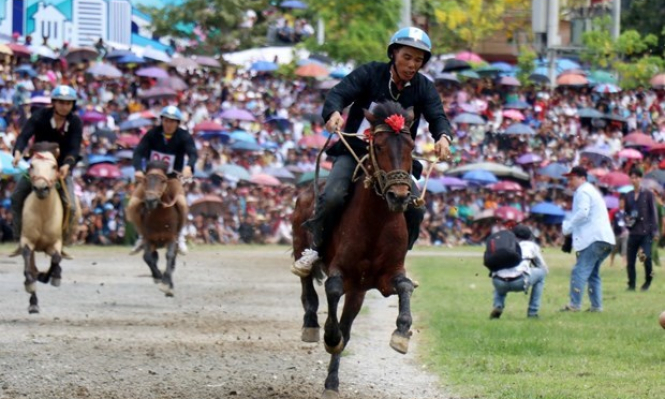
[
  {"x1": 292, "y1": 101, "x2": 417, "y2": 398},
  {"x1": 135, "y1": 160, "x2": 184, "y2": 297}
]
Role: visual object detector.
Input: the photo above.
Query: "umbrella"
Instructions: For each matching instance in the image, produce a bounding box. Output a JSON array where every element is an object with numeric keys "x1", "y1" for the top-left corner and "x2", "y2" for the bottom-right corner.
[
  {"x1": 502, "y1": 109, "x2": 525, "y2": 121},
  {"x1": 488, "y1": 181, "x2": 523, "y2": 192},
  {"x1": 194, "y1": 121, "x2": 225, "y2": 133},
  {"x1": 263, "y1": 166, "x2": 296, "y2": 180},
  {"x1": 81, "y1": 110, "x2": 107, "y2": 124},
  {"x1": 330, "y1": 67, "x2": 351, "y2": 79},
  {"x1": 156, "y1": 76, "x2": 188, "y2": 91},
  {"x1": 504, "y1": 100, "x2": 531, "y2": 110},
  {"x1": 116, "y1": 134, "x2": 141, "y2": 148},
  {"x1": 617, "y1": 148, "x2": 643, "y2": 160},
  {"x1": 473, "y1": 209, "x2": 496, "y2": 222},
  {"x1": 105, "y1": 49, "x2": 135, "y2": 59},
  {"x1": 297, "y1": 170, "x2": 331, "y2": 185},
  {"x1": 250, "y1": 173, "x2": 282, "y2": 186},
  {"x1": 91, "y1": 129, "x2": 117, "y2": 143},
  {"x1": 15, "y1": 64, "x2": 37, "y2": 77},
  {"x1": 642, "y1": 178, "x2": 664, "y2": 194},
  {"x1": 580, "y1": 147, "x2": 613, "y2": 166},
  {"x1": 190, "y1": 195, "x2": 225, "y2": 216},
  {"x1": 281, "y1": 0, "x2": 308, "y2": 8},
  {"x1": 138, "y1": 87, "x2": 178, "y2": 100},
  {"x1": 646, "y1": 169, "x2": 665, "y2": 184},
  {"x1": 475, "y1": 65, "x2": 503, "y2": 76},
  {"x1": 213, "y1": 164, "x2": 251, "y2": 180},
  {"x1": 86, "y1": 62, "x2": 122, "y2": 78},
  {"x1": 648, "y1": 143, "x2": 665, "y2": 155},
  {"x1": 623, "y1": 132, "x2": 654, "y2": 147},
  {"x1": 316, "y1": 80, "x2": 340, "y2": 90},
  {"x1": 30, "y1": 96, "x2": 51, "y2": 105},
  {"x1": 0, "y1": 151, "x2": 28, "y2": 175},
  {"x1": 230, "y1": 131, "x2": 256, "y2": 143},
  {"x1": 528, "y1": 73, "x2": 549, "y2": 84},
  {"x1": 588, "y1": 70, "x2": 618, "y2": 85},
  {"x1": 577, "y1": 107, "x2": 604, "y2": 119},
  {"x1": 434, "y1": 72, "x2": 460, "y2": 84},
  {"x1": 490, "y1": 62, "x2": 514, "y2": 73},
  {"x1": 295, "y1": 63, "x2": 329, "y2": 78},
  {"x1": 7, "y1": 43, "x2": 31, "y2": 57},
  {"x1": 458, "y1": 70, "x2": 480, "y2": 79},
  {"x1": 88, "y1": 154, "x2": 118, "y2": 165},
  {"x1": 556, "y1": 74, "x2": 588, "y2": 86},
  {"x1": 0, "y1": 44, "x2": 12, "y2": 56},
  {"x1": 588, "y1": 168, "x2": 609, "y2": 178},
  {"x1": 141, "y1": 47, "x2": 171, "y2": 63},
  {"x1": 250, "y1": 61, "x2": 279, "y2": 72},
  {"x1": 537, "y1": 163, "x2": 568, "y2": 179},
  {"x1": 446, "y1": 162, "x2": 529, "y2": 180},
  {"x1": 119, "y1": 118, "x2": 153, "y2": 131},
  {"x1": 170, "y1": 57, "x2": 199, "y2": 69},
  {"x1": 599, "y1": 171, "x2": 631, "y2": 187},
  {"x1": 199, "y1": 132, "x2": 231, "y2": 143},
  {"x1": 220, "y1": 108, "x2": 255, "y2": 121},
  {"x1": 192, "y1": 56, "x2": 221, "y2": 68},
  {"x1": 650, "y1": 73, "x2": 665, "y2": 89},
  {"x1": 530, "y1": 202, "x2": 565, "y2": 216},
  {"x1": 495, "y1": 206, "x2": 525, "y2": 222},
  {"x1": 441, "y1": 58, "x2": 471, "y2": 72},
  {"x1": 28, "y1": 45, "x2": 57, "y2": 59},
  {"x1": 230, "y1": 141, "x2": 263, "y2": 151},
  {"x1": 604, "y1": 195, "x2": 619, "y2": 209},
  {"x1": 298, "y1": 134, "x2": 329, "y2": 148},
  {"x1": 136, "y1": 67, "x2": 169, "y2": 79},
  {"x1": 440, "y1": 176, "x2": 468, "y2": 188},
  {"x1": 516, "y1": 153, "x2": 542, "y2": 164},
  {"x1": 455, "y1": 51, "x2": 484, "y2": 63},
  {"x1": 116, "y1": 54, "x2": 147, "y2": 64},
  {"x1": 462, "y1": 170, "x2": 498, "y2": 184},
  {"x1": 65, "y1": 47, "x2": 99, "y2": 64},
  {"x1": 499, "y1": 76, "x2": 521, "y2": 86},
  {"x1": 423, "y1": 179, "x2": 446, "y2": 194},
  {"x1": 504, "y1": 123, "x2": 535, "y2": 135},
  {"x1": 452, "y1": 113, "x2": 485, "y2": 125},
  {"x1": 87, "y1": 163, "x2": 122, "y2": 178},
  {"x1": 593, "y1": 83, "x2": 621, "y2": 94}
]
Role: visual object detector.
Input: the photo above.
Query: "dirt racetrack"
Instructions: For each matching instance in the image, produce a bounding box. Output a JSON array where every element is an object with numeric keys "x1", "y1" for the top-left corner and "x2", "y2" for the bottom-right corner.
[{"x1": 0, "y1": 246, "x2": 449, "y2": 399}]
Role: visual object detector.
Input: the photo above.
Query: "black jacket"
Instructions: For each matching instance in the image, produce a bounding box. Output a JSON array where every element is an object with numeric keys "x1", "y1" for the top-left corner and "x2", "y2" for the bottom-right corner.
[
  {"x1": 625, "y1": 188, "x2": 659, "y2": 237},
  {"x1": 133, "y1": 126, "x2": 198, "y2": 173},
  {"x1": 13, "y1": 107, "x2": 83, "y2": 168},
  {"x1": 322, "y1": 61, "x2": 453, "y2": 162}
]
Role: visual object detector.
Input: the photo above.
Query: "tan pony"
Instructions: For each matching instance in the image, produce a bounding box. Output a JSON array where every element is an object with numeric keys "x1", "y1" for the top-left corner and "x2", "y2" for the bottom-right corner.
[{"x1": 19, "y1": 142, "x2": 81, "y2": 314}]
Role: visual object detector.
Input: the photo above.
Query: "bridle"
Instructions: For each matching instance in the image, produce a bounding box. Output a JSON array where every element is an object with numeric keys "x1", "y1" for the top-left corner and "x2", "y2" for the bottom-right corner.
[
  {"x1": 144, "y1": 170, "x2": 178, "y2": 208},
  {"x1": 29, "y1": 152, "x2": 58, "y2": 188}
]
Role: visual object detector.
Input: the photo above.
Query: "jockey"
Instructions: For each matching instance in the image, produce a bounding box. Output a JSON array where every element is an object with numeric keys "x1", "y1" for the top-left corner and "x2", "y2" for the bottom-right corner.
[
  {"x1": 126, "y1": 105, "x2": 197, "y2": 254},
  {"x1": 292, "y1": 27, "x2": 454, "y2": 276},
  {"x1": 10, "y1": 85, "x2": 82, "y2": 257}
]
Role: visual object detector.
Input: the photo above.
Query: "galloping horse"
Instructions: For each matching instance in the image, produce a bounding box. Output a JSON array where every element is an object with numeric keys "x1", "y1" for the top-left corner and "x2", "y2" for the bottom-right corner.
[
  {"x1": 20, "y1": 142, "x2": 79, "y2": 313},
  {"x1": 135, "y1": 160, "x2": 184, "y2": 296},
  {"x1": 292, "y1": 101, "x2": 417, "y2": 398}
]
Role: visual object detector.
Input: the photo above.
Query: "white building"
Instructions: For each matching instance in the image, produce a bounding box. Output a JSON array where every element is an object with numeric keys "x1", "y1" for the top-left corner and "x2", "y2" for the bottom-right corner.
[
  {"x1": 0, "y1": 0, "x2": 13, "y2": 40},
  {"x1": 108, "y1": 0, "x2": 131, "y2": 46},
  {"x1": 31, "y1": 2, "x2": 72, "y2": 48},
  {"x1": 131, "y1": 7, "x2": 152, "y2": 39},
  {"x1": 72, "y1": 0, "x2": 107, "y2": 47}
]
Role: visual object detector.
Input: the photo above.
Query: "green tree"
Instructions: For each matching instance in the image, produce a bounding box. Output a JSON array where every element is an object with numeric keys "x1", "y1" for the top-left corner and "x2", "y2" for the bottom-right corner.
[
  {"x1": 302, "y1": 0, "x2": 402, "y2": 64},
  {"x1": 622, "y1": 0, "x2": 665, "y2": 55},
  {"x1": 139, "y1": 0, "x2": 270, "y2": 55},
  {"x1": 515, "y1": 46, "x2": 537, "y2": 85}
]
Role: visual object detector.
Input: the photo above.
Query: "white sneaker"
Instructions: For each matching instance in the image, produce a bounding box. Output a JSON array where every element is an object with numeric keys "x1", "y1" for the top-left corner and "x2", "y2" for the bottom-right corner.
[
  {"x1": 129, "y1": 237, "x2": 144, "y2": 255},
  {"x1": 177, "y1": 242, "x2": 188, "y2": 255},
  {"x1": 291, "y1": 248, "x2": 320, "y2": 277}
]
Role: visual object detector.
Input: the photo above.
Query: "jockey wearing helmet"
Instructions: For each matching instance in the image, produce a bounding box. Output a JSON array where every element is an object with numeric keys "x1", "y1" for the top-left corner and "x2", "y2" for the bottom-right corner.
[
  {"x1": 292, "y1": 27, "x2": 453, "y2": 276},
  {"x1": 10, "y1": 85, "x2": 82, "y2": 257},
  {"x1": 126, "y1": 105, "x2": 198, "y2": 254}
]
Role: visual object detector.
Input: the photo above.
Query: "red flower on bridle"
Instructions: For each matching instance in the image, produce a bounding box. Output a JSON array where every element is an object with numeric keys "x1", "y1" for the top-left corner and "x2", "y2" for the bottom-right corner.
[{"x1": 385, "y1": 114, "x2": 405, "y2": 134}]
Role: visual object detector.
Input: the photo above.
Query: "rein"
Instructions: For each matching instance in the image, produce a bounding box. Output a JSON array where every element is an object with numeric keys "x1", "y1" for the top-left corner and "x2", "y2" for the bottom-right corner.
[
  {"x1": 143, "y1": 171, "x2": 178, "y2": 208},
  {"x1": 29, "y1": 153, "x2": 58, "y2": 187}
]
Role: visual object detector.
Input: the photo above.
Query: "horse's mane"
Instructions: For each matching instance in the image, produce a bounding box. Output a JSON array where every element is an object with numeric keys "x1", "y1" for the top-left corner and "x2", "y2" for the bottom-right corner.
[
  {"x1": 370, "y1": 101, "x2": 413, "y2": 127},
  {"x1": 146, "y1": 160, "x2": 170, "y2": 173},
  {"x1": 30, "y1": 142, "x2": 59, "y2": 157}
]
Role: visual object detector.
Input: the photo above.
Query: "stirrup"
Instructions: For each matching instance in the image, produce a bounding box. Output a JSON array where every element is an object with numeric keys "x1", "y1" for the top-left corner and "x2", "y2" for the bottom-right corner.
[{"x1": 291, "y1": 249, "x2": 320, "y2": 277}]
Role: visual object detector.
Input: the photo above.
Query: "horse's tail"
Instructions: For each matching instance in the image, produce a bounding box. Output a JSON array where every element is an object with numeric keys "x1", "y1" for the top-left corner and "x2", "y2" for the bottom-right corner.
[{"x1": 311, "y1": 260, "x2": 325, "y2": 284}]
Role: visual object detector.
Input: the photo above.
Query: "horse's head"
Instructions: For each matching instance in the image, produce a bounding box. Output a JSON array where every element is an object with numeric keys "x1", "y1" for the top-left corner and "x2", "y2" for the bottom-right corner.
[
  {"x1": 143, "y1": 160, "x2": 170, "y2": 210},
  {"x1": 28, "y1": 142, "x2": 59, "y2": 200},
  {"x1": 363, "y1": 101, "x2": 415, "y2": 212}
]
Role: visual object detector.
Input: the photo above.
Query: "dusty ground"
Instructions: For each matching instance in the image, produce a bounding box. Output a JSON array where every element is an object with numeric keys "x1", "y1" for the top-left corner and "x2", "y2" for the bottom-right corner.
[{"x1": 0, "y1": 246, "x2": 450, "y2": 399}]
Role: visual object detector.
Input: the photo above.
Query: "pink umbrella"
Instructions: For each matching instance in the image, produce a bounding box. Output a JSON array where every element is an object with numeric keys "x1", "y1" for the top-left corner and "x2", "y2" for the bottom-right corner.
[
  {"x1": 297, "y1": 134, "x2": 330, "y2": 149},
  {"x1": 502, "y1": 109, "x2": 525, "y2": 121},
  {"x1": 499, "y1": 76, "x2": 521, "y2": 86},
  {"x1": 588, "y1": 168, "x2": 609, "y2": 178},
  {"x1": 220, "y1": 108, "x2": 255, "y2": 121},
  {"x1": 116, "y1": 134, "x2": 141, "y2": 148},
  {"x1": 599, "y1": 171, "x2": 631, "y2": 187},
  {"x1": 87, "y1": 163, "x2": 122, "y2": 178},
  {"x1": 136, "y1": 67, "x2": 169, "y2": 79},
  {"x1": 455, "y1": 51, "x2": 484, "y2": 63},
  {"x1": 617, "y1": 148, "x2": 643, "y2": 159},
  {"x1": 623, "y1": 132, "x2": 654, "y2": 147},
  {"x1": 194, "y1": 121, "x2": 225, "y2": 133},
  {"x1": 488, "y1": 181, "x2": 523, "y2": 192},
  {"x1": 250, "y1": 173, "x2": 281, "y2": 186},
  {"x1": 494, "y1": 206, "x2": 525, "y2": 222}
]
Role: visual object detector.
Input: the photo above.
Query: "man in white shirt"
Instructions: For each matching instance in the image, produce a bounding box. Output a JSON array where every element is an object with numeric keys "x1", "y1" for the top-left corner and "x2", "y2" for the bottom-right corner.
[
  {"x1": 490, "y1": 225, "x2": 549, "y2": 319},
  {"x1": 561, "y1": 166, "x2": 615, "y2": 312}
]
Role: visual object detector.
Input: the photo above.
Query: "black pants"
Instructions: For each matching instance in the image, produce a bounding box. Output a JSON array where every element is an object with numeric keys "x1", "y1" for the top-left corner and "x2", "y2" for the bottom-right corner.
[
  {"x1": 307, "y1": 154, "x2": 424, "y2": 250},
  {"x1": 626, "y1": 234, "x2": 654, "y2": 288}
]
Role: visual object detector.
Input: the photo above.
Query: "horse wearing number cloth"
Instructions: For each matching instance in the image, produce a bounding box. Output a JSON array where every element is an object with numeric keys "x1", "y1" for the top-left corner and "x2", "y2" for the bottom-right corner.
[{"x1": 292, "y1": 101, "x2": 418, "y2": 398}]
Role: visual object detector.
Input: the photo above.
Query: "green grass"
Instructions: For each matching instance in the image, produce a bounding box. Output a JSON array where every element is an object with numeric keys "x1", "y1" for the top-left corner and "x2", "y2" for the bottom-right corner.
[{"x1": 409, "y1": 247, "x2": 665, "y2": 399}]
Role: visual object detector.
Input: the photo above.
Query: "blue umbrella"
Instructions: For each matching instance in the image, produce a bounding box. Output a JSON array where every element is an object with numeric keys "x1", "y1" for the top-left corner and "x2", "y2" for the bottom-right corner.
[
  {"x1": 504, "y1": 123, "x2": 535, "y2": 135},
  {"x1": 230, "y1": 141, "x2": 263, "y2": 151},
  {"x1": 577, "y1": 107, "x2": 604, "y2": 118},
  {"x1": 330, "y1": 67, "x2": 351, "y2": 79},
  {"x1": 530, "y1": 202, "x2": 565, "y2": 216},
  {"x1": 263, "y1": 166, "x2": 296, "y2": 180},
  {"x1": 230, "y1": 131, "x2": 257, "y2": 143},
  {"x1": 281, "y1": 0, "x2": 308, "y2": 9},
  {"x1": 199, "y1": 131, "x2": 231, "y2": 143},
  {"x1": 213, "y1": 164, "x2": 251, "y2": 180},
  {"x1": 0, "y1": 151, "x2": 28, "y2": 175},
  {"x1": 452, "y1": 113, "x2": 485, "y2": 125},
  {"x1": 490, "y1": 62, "x2": 514, "y2": 73},
  {"x1": 15, "y1": 64, "x2": 37, "y2": 77},
  {"x1": 106, "y1": 49, "x2": 135, "y2": 60},
  {"x1": 537, "y1": 163, "x2": 568, "y2": 179},
  {"x1": 458, "y1": 70, "x2": 480, "y2": 79},
  {"x1": 434, "y1": 72, "x2": 460, "y2": 83},
  {"x1": 116, "y1": 54, "x2": 146, "y2": 64},
  {"x1": 297, "y1": 58, "x2": 326, "y2": 67},
  {"x1": 580, "y1": 147, "x2": 612, "y2": 166},
  {"x1": 250, "y1": 61, "x2": 278, "y2": 72},
  {"x1": 119, "y1": 118, "x2": 154, "y2": 131},
  {"x1": 120, "y1": 166, "x2": 135, "y2": 180},
  {"x1": 504, "y1": 100, "x2": 531, "y2": 110},
  {"x1": 86, "y1": 62, "x2": 122, "y2": 78},
  {"x1": 462, "y1": 170, "x2": 498, "y2": 184},
  {"x1": 88, "y1": 154, "x2": 118, "y2": 165},
  {"x1": 422, "y1": 179, "x2": 446, "y2": 194}
]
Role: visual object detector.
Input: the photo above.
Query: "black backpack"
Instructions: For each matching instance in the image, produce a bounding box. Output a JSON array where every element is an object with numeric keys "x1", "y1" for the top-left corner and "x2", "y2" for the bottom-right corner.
[{"x1": 484, "y1": 230, "x2": 522, "y2": 272}]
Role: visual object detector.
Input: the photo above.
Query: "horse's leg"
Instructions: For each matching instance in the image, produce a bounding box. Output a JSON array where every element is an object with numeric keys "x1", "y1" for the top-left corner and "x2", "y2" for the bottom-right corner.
[
  {"x1": 322, "y1": 290, "x2": 365, "y2": 399},
  {"x1": 301, "y1": 274, "x2": 320, "y2": 342},
  {"x1": 159, "y1": 242, "x2": 177, "y2": 297},
  {"x1": 323, "y1": 274, "x2": 344, "y2": 354},
  {"x1": 48, "y1": 251, "x2": 62, "y2": 287},
  {"x1": 390, "y1": 275, "x2": 415, "y2": 354},
  {"x1": 22, "y1": 246, "x2": 39, "y2": 314},
  {"x1": 143, "y1": 246, "x2": 162, "y2": 283}
]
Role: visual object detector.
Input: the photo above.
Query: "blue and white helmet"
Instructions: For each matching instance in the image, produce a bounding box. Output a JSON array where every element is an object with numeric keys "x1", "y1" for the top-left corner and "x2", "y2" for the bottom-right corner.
[
  {"x1": 160, "y1": 105, "x2": 183, "y2": 121},
  {"x1": 51, "y1": 85, "x2": 77, "y2": 101},
  {"x1": 387, "y1": 27, "x2": 432, "y2": 65}
]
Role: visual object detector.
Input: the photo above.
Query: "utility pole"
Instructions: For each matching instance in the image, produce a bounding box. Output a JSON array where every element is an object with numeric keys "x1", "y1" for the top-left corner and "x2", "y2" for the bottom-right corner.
[
  {"x1": 546, "y1": 0, "x2": 560, "y2": 91},
  {"x1": 401, "y1": 0, "x2": 411, "y2": 28},
  {"x1": 611, "y1": 0, "x2": 621, "y2": 40}
]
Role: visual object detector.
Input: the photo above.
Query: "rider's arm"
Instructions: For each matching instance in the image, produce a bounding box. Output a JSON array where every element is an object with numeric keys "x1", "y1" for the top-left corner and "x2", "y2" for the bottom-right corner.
[
  {"x1": 63, "y1": 117, "x2": 83, "y2": 168},
  {"x1": 13, "y1": 114, "x2": 38, "y2": 154},
  {"x1": 321, "y1": 62, "x2": 375, "y2": 122},
  {"x1": 419, "y1": 79, "x2": 453, "y2": 143}
]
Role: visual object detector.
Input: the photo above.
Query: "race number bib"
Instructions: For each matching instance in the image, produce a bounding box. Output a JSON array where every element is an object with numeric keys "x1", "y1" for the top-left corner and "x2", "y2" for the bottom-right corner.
[{"x1": 150, "y1": 150, "x2": 175, "y2": 173}]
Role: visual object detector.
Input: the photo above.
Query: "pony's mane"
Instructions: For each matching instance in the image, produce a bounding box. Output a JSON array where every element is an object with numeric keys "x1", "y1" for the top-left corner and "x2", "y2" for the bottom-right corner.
[
  {"x1": 146, "y1": 160, "x2": 170, "y2": 173},
  {"x1": 370, "y1": 101, "x2": 412, "y2": 127}
]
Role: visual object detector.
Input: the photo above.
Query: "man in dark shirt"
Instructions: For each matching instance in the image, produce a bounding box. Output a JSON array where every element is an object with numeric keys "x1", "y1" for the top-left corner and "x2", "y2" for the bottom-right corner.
[
  {"x1": 10, "y1": 85, "x2": 82, "y2": 256},
  {"x1": 624, "y1": 168, "x2": 659, "y2": 291}
]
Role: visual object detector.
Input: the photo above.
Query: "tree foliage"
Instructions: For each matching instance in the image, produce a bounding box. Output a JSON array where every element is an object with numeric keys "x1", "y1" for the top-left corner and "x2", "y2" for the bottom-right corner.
[
  {"x1": 516, "y1": 46, "x2": 537, "y2": 85},
  {"x1": 302, "y1": 0, "x2": 402, "y2": 65},
  {"x1": 622, "y1": 0, "x2": 665, "y2": 54}
]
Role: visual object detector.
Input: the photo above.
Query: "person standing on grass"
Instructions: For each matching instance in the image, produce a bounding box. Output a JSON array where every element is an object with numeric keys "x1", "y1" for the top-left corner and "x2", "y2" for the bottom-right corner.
[
  {"x1": 560, "y1": 166, "x2": 615, "y2": 312},
  {"x1": 489, "y1": 225, "x2": 548, "y2": 320}
]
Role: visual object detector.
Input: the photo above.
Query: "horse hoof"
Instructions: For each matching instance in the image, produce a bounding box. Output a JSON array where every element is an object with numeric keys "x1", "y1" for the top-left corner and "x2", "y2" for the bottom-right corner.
[
  {"x1": 24, "y1": 282, "x2": 36, "y2": 294},
  {"x1": 152, "y1": 278, "x2": 161, "y2": 284},
  {"x1": 37, "y1": 272, "x2": 50, "y2": 284},
  {"x1": 28, "y1": 305, "x2": 40, "y2": 314},
  {"x1": 389, "y1": 331, "x2": 410, "y2": 354},
  {"x1": 51, "y1": 278, "x2": 61, "y2": 287},
  {"x1": 324, "y1": 337, "x2": 344, "y2": 355},
  {"x1": 321, "y1": 389, "x2": 340, "y2": 399},
  {"x1": 159, "y1": 283, "x2": 174, "y2": 297},
  {"x1": 301, "y1": 327, "x2": 320, "y2": 343}
]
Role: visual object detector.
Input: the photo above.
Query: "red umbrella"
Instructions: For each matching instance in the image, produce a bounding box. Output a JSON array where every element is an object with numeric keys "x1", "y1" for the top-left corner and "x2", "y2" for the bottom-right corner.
[
  {"x1": 250, "y1": 173, "x2": 281, "y2": 186},
  {"x1": 488, "y1": 181, "x2": 523, "y2": 192},
  {"x1": 295, "y1": 63, "x2": 329, "y2": 78},
  {"x1": 649, "y1": 143, "x2": 665, "y2": 155},
  {"x1": 194, "y1": 121, "x2": 225, "y2": 133},
  {"x1": 297, "y1": 134, "x2": 330, "y2": 148},
  {"x1": 8, "y1": 43, "x2": 31, "y2": 57},
  {"x1": 623, "y1": 132, "x2": 654, "y2": 147},
  {"x1": 556, "y1": 74, "x2": 588, "y2": 86},
  {"x1": 494, "y1": 206, "x2": 525, "y2": 222},
  {"x1": 116, "y1": 134, "x2": 141, "y2": 148},
  {"x1": 599, "y1": 171, "x2": 631, "y2": 187},
  {"x1": 87, "y1": 163, "x2": 122, "y2": 178}
]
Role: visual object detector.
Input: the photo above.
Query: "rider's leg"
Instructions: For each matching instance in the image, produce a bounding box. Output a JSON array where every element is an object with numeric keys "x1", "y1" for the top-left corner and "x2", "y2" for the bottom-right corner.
[
  {"x1": 293, "y1": 155, "x2": 356, "y2": 276},
  {"x1": 9, "y1": 176, "x2": 33, "y2": 256},
  {"x1": 404, "y1": 182, "x2": 425, "y2": 250}
]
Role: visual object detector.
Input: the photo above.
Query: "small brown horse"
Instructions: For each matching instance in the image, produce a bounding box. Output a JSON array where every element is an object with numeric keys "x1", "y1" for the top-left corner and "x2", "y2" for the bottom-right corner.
[
  {"x1": 136, "y1": 160, "x2": 184, "y2": 297},
  {"x1": 292, "y1": 102, "x2": 417, "y2": 398}
]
